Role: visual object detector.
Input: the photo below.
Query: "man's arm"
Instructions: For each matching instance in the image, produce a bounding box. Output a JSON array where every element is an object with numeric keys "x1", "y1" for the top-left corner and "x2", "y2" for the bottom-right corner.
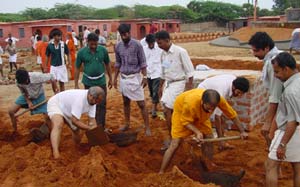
[
  {"x1": 185, "y1": 124, "x2": 203, "y2": 142},
  {"x1": 105, "y1": 63, "x2": 113, "y2": 89},
  {"x1": 70, "y1": 115, "x2": 94, "y2": 130},
  {"x1": 185, "y1": 77, "x2": 193, "y2": 91},
  {"x1": 113, "y1": 46, "x2": 121, "y2": 89},
  {"x1": 231, "y1": 117, "x2": 248, "y2": 139},
  {"x1": 113, "y1": 67, "x2": 120, "y2": 89},
  {"x1": 18, "y1": 87, "x2": 34, "y2": 109},
  {"x1": 88, "y1": 117, "x2": 98, "y2": 129},
  {"x1": 141, "y1": 67, "x2": 147, "y2": 88},
  {"x1": 218, "y1": 96, "x2": 248, "y2": 139},
  {"x1": 74, "y1": 66, "x2": 81, "y2": 89},
  {"x1": 180, "y1": 50, "x2": 194, "y2": 91},
  {"x1": 103, "y1": 49, "x2": 112, "y2": 89},
  {"x1": 262, "y1": 103, "x2": 278, "y2": 134},
  {"x1": 158, "y1": 79, "x2": 165, "y2": 98}
]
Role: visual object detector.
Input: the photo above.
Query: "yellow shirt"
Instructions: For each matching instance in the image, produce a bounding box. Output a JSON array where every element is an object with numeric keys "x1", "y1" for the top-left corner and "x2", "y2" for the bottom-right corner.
[{"x1": 171, "y1": 89, "x2": 237, "y2": 138}]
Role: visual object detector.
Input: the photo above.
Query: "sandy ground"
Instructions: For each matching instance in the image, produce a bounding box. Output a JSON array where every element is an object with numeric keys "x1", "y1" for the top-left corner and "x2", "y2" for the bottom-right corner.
[{"x1": 0, "y1": 42, "x2": 296, "y2": 186}]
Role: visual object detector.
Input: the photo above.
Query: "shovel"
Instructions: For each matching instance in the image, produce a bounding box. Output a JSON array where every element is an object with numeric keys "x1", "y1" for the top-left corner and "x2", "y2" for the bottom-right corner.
[
  {"x1": 15, "y1": 100, "x2": 48, "y2": 118},
  {"x1": 192, "y1": 135, "x2": 241, "y2": 145},
  {"x1": 85, "y1": 125, "x2": 110, "y2": 146}
]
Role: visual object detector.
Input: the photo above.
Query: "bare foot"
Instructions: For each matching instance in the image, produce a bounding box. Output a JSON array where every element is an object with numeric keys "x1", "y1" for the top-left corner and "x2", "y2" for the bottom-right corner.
[{"x1": 53, "y1": 151, "x2": 60, "y2": 159}]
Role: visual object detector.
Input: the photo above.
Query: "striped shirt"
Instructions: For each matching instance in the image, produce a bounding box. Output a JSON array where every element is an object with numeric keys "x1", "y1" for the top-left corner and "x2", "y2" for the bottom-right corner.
[{"x1": 115, "y1": 39, "x2": 147, "y2": 75}]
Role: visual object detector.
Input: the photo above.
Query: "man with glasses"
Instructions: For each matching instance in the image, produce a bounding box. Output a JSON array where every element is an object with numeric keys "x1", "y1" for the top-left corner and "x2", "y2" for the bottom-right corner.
[
  {"x1": 47, "y1": 86, "x2": 105, "y2": 159},
  {"x1": 159, "y1": 89, "x2": 248, "y2": 173},
  {"x1": 248, "y1": 32, "x2": 283, "y2": 148}
]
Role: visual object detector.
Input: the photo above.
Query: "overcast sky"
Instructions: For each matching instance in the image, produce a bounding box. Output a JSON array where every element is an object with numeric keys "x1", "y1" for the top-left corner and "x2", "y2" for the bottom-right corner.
[{"x1": 1, "y1": 0, "x2": 274, "y2": 13}]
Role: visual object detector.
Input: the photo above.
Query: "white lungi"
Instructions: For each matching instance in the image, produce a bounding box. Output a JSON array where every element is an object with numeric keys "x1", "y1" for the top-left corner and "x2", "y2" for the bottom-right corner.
[
  {"x1": 47, "y1": 96, "x2": 77, "y2": 131},
  {"x1": 37, "y1": 56, "x2": 42, "y2": 65},
  {"x1": 9, "y1": 54, "x2": 17, "y2": 63},
  {"x1": 119, "y1": 73, "x2": 144, "y2": 101},
  {"x1": 269, "y1": 126, "x2": 300, "y2": 162},
  {"x1": 50, "y1": 65, "x2": 69, "y2": 83},
  {"x1": 161, "y1": 80, "x2": 186, "y2": 109}
]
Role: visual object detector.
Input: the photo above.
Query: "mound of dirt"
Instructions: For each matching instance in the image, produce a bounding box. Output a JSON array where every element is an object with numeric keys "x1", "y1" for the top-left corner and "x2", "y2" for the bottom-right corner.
[{"x1": 230, "y1": 27, "x2": 294, "y2": 43}]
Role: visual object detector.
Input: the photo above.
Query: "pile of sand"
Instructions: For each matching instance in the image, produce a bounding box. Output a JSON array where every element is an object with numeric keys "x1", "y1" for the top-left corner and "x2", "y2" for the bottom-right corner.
[{"x1": 230, "y1": 27, "x2": 294, "y2": 43}]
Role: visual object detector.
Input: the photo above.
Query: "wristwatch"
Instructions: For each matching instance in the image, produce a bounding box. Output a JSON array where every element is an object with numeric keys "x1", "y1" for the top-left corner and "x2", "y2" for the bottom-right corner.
[{"x1": 279, "y1": 143, "x2": 286, "y2": 148}]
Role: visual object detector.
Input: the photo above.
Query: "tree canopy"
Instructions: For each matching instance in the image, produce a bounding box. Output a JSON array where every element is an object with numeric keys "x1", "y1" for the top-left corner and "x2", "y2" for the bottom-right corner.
[{"x1": 0, "y1": 1, "x2": 286, "y2": 24}]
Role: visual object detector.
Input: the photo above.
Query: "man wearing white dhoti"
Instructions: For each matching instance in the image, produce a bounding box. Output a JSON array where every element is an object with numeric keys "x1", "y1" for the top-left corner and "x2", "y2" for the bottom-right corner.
[
  {"x1": 5, "y1": 39, "x2": 18, "y2": 72},
  {"x1": 265, "y1": 52, "x2": 300, "y2": 187},
  {"x1": 156, "y1": 30, "x2": 194, "y2": 150},
  {"x1": 114, "y1": 24, "x2": 151, "y2": 136}
]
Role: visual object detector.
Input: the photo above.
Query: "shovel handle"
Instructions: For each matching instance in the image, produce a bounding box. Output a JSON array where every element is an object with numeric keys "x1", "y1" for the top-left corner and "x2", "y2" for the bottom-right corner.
[
  {"x1": 15, "y1": 100, "x2": 48, "y2": 118},
  {"x1": 202, "y1": 136, "x2": 241, "y2": 143}
]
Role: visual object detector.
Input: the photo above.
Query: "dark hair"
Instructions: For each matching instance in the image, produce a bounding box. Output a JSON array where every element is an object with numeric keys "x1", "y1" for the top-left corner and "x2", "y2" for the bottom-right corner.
[
  {"x1": 202, "y1": 89, "x2": 220, "y2": 105},
  {"x1": 16, "y1": 68, "x2": 29, "y2": 84},
  {"x1": 232, "y1": 77, "x2": 250, "y2": 93},
  {"x1": 36, "y1": 35, "x2": 41, "y2": 41},
  {"x1": 146, "y1": 34, "x2": 156, "y2": 43},
  {"x1": 51, "y1": 29, "x2": 62, "y2": 37},
  {"x1": 118, "y1": 24, "x2": 131, "y2": 34},
  {"x1": 271, "y1": 52, "x2": 297, "y2": 70},
  {"x1": 95, "y1": 29, "x2": 100, "y2": 35},
  {"x1": 248, "y1": 32, "x2": 274, "y2": 50},
  {"x1": 84, "y1": 26, "x2": 87, "y2": 30},
  {"x1": 87, "y1": 33, "x2": 99, "y2": 42},
  {"x1": 155, "y1": 30, "x2": 170, "y2": 40}
]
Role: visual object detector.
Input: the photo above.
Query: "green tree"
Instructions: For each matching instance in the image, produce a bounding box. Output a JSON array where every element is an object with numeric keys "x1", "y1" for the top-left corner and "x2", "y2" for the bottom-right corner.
[
  {"x1": 273, "y1": 0, "x2": 300, "y2": 14},
  {"x1": 187, "y1": 0, "x2": 244, "y2": 24},
  {"x1": 22, "y1": 8, "x2": 49, "y2": 20}
]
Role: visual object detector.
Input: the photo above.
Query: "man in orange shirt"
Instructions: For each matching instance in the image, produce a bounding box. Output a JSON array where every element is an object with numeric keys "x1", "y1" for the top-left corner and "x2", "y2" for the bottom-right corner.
[
  {"x1": 159, "y1": 89, "x2": 248, "y2": 173},
  {"x1": 36, "y1": 35, "x2": 49, "y2": 72},
  {"x1": 66, "y1": 32, "x2": 76, "y2": 80}
]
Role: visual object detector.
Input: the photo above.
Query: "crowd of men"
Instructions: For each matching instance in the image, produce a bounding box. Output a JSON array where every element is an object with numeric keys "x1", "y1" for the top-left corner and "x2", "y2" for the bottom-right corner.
[{"x1": 3, "y1": 23, "x2": 300, "y2": 186}]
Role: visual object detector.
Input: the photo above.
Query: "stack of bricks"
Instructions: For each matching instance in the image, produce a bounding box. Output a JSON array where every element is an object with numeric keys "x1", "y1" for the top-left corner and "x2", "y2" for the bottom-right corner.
[
  {"x1": 193, "y1": 69, "x2": 269, "y2": 131},
  {"x1": 225, "y1": 75, "x2": 269, "y2": 131}
]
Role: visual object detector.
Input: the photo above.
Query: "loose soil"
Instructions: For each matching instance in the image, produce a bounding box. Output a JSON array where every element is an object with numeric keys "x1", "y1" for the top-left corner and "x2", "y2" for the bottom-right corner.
[{"x1": 0, "y1": 41, "x2": 296, "y2": 187}]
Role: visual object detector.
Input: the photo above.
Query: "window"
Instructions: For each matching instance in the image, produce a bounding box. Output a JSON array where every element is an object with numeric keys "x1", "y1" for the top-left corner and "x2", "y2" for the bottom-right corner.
[
  {"x1": 0, "y1": 29, "x2": 3, "y2": 38},
  {"x1": 19, "y1": 28, "x2": 25, "y2": 38},
  {"x1": 67, "y1": 26, "x2": 72, "y2": 32},
  {"x1": 162, "y1": 24, "x2": 165, "y2": 28},
  {"x1": 177, "y1": 24, "x2": 179, "y2": 28}
]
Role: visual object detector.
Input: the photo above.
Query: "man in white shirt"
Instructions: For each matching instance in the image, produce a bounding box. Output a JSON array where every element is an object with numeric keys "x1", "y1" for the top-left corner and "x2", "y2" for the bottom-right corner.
[
  {"x1": 143, "y1": 34, "x2": 162, "y2": 118},
  {"x1": 266, "y1": 52, "x2": 300, "y2": 187},
  {"x1": 83, "y1": 26, "x2": 90, "y2": 47},
  {"x1": 248, "y1": 32, "x2": 283, "y2": 148},
  {"x1": 156, "y1": 30, "x2": 194, "y2": 150},
  {"x1": 5, "y1": 33, "x2": 19, "y2": 46},
  {"x1": 95, "y1": 29, "x2": 106, "y2": 46},
  {"x1": 47, "y1": 86, "x2": 105, "y2": 159},
  {"x1": 198, "y1": 74, "x2": 250, "y2": 150},
  {"x1": 140, "y1": 37, "x2": 147, "y2": 47}
]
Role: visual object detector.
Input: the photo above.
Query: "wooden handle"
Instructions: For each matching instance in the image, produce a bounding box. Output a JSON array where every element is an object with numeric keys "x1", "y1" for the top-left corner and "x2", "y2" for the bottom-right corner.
[
  {"x1": 15, "y1": 100, "x2": 48, "y2": 118},
  {"x1": 202, "y1": 136, "x2": 241, "y2": 143}
]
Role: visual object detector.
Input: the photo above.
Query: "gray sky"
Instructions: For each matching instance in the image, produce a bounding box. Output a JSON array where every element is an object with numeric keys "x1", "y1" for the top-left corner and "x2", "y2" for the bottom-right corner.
[{"x1": 1, "y1": 0, "x2": 274, "y2": 13}]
